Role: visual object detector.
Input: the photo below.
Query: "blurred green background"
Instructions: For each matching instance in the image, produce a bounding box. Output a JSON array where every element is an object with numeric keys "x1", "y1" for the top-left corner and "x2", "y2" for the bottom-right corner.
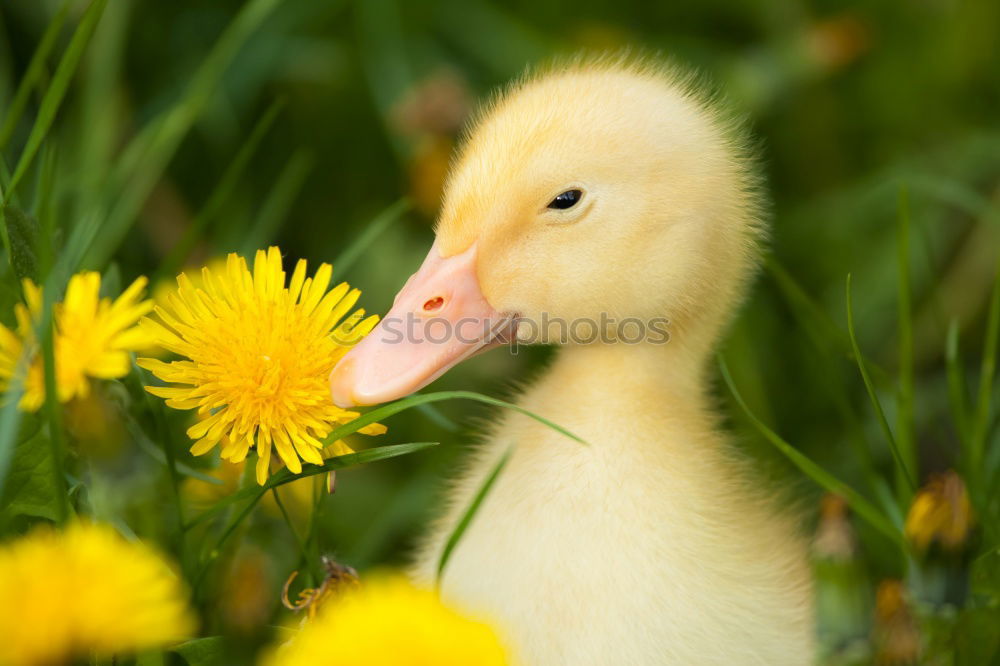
[{"x1": 1, "y1": 0, "x2": 998, "y2": 663}]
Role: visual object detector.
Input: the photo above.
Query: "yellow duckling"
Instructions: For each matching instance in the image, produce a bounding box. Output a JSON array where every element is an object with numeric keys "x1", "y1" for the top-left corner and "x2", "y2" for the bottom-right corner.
[{"x1": 332, "y1": 57, "x2": 814, "y2": 665}]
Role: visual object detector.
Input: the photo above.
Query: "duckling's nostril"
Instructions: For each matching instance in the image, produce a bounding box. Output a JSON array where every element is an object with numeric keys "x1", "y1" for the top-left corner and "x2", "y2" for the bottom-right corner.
[{"x1": 422, "y1": 296, "x2": 445, "y2": 312}]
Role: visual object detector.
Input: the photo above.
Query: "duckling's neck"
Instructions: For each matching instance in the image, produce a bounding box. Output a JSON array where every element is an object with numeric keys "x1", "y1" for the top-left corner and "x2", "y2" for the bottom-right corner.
[{"x1": 538, "y1": 339, "x2": 713, "y2": 418}]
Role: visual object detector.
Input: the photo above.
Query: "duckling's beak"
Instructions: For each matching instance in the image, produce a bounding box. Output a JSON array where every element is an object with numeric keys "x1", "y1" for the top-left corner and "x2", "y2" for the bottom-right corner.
[{"x1": 329, "y1": 241, "x2": 513, "y2": 407}]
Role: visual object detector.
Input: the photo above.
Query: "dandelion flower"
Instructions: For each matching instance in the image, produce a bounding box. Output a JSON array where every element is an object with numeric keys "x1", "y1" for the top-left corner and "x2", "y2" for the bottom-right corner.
[
  {"x1": 0, "y1": 523, "x2": 195, "y2": 665},
  {"x1": 0, "y1": 272, "x2": 152, "y2": 411},
  {"x1": 904, "y1": 470, "x2": 973, "y2": 551},
  {"x1": 138, "y1": 247, "x2": 383, "y2": 484},
  {"x1": 263, "y1": 575, "x2": 509, "y2": 666}
]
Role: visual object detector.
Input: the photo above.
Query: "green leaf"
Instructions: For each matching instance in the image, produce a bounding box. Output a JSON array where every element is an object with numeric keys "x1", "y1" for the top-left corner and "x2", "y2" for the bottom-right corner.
[
  {"x1": 0, "y1": 428, "x2": 60, "y2": 522},
  {"x1": 2, "y1": 206, "x2": 39, "y2": 281},
  {"x1": 185, "y1": 441, "x2": 439, "y2": 530},
  {"x1": 437, "y1": 446, "x2": 512, "y2": 584},
  {"x1": 846, "y1": 274, "x2": 916, "y2": 496},
  {"x1": 719, "y1": 356, "x2": 904, "y2": 546},
  {"x1": 172, "y1": 637, "x2": 228, "y2": 666},
  {"x1": 318, "y1": 390, "x2": 587, "y2": 449}
]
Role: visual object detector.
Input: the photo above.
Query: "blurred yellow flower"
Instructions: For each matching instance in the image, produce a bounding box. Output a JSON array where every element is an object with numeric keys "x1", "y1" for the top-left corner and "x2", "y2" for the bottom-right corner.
[
  {"x1": 218, "y1": 547, "x2": 273, "y2": 636},
  {"x1": 264, "y1": 575, "x2": 509, "y2": 666},
  {"x1": 64, "y1": 388, "x2": 128, "y2": 459},
  {"x1": 0, "y1": 523, "x2": 195, "y2": 666},
  {"x1": 0, "y1": 272, "x2": 152, "y2": 411},
  {"x1": 904, "y1": 470, "x2": 973, "y2": 551},
  {"x1": 138, "y1": 247, "x2": 384, "y2": 485},
  {"x1": 873, "y1": 579, "x2": 920, "y2": 665}
]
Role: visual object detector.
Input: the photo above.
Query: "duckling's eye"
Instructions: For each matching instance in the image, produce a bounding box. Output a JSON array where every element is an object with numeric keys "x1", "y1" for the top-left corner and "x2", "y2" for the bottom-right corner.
[{"x1": 547, "y1": 189, "x2": 582, "y2": 210}]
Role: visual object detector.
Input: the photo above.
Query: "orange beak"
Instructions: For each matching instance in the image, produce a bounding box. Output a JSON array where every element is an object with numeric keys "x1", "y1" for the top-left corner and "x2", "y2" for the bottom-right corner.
[{"x1": 329, "y1": 241, "x2": 514, "y2": 407}]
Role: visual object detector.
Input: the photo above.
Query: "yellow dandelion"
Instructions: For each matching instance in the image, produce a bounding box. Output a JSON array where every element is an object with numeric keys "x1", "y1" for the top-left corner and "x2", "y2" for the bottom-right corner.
[
  {"x1": 0, "y1": 522, "x2": 195, "y2": 666},
  {"x1": 904, "y1": 470, "x2": 973, "y2": 551},
  {"x1": 263, "y1": 575, "x2": 510, "y2": 666},
  {"x1": 0, "y1": 272, "x2": 152, "y2": 411},
  {"x1": 138, "y1": 247, "x2": 384, "y2": 485}
]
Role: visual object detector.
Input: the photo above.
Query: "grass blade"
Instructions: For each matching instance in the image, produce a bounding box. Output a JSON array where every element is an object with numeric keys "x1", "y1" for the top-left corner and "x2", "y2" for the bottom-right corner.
[
  {"x1": 946, "y1": 319, "x2": 970, "y2": 445},
  {"x1": 1, "y1": 0, "x2": 108, "y2": 206},
  {"x1": 237, "y1": 149, "x2": 314, "y2": 255},
  {"x1": 184, "y1": 387, "x2": 582, "y2": 530},
  {"x1": 193, "y1": 490, "x2": 264, "y2": 592},
  {"x1": 40, "y1": 291, "x2": 69, "y2": 523},
  {"x1": 155, "y1": 98, "x2": 286, "y2": 280},
  {"x1": 896, "y1": 186, "x2": 917, "y2": 482},
  {"x1": 0, "y1": 0, "x2": 73, "y2": 152},
  {"x1": 767, "y1": 259, "x2": 850, "y2": 356},
  {"x1": 319, "y1": 390, "x2": 587, "y2": 448},
  {"x1": 767, "y1": 259, "x2": 891, "y2": 386},
  {"x1": 766, "y1": 260, "x2": 883, "y2": 497},
  {"x1": 83, "y1": 0, "x2": 284, "y2": 268},
  {"x1": 184, "y1": 441, "x2": 439, "y2": 529},
  {"x1": 72, "y1": 0, "x2": 131, "y2": 219},
  {"x1": 0, "y1": 375, "x2": 26, "y2": 499},
  {"x1": 970, "y1": 259, "x2": 1000, "y2": 479},
  {"x1": 129, "y1": 361, "x2": 188, "y2": 563},
  {"x1": 331, "y1": 198, "x2": 410, "y2": 280},
  {"x1": 130, "y1": 427, "x2": 224, "y2": 486},
  {"x1": 437, "y1": 446, "x2": 512, "y2": 584},
  {"x1": 719, "y1": 356, "x2": 903, "y2": 545},
  {"x1": 265, "y1": 441, "x2": 439, "y2": 490},
  {"x1": 846, "y1": 274, "x2": 916, "y2": 496}
]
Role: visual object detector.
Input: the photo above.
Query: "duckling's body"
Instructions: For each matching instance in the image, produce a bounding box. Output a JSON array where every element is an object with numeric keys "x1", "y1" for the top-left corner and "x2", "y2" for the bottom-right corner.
[
  {"x1": 415, "y1": 344, "x2": 813, "y2": 664},
  {"x1": 332, "y1": 57, "x2": 814, "y2": 665}
]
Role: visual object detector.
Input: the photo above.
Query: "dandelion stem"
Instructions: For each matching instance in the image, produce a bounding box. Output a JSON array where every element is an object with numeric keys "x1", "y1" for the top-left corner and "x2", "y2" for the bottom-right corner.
[
  {"x1": 271, "y1": 486, "x2": 309, "y2": 567},
  {"x1": 40, "y1": 293, "x2": 69, "y2": 523},
  {"x1": 133, "y1": 361, "x2": 187, "y2": 569},
  {"x1": 193, "y1": 493, "x2": 263, "y2": 595}
]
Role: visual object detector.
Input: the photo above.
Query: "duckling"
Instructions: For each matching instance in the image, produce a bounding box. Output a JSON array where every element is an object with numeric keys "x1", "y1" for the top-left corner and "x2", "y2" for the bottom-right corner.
[{"x1": 330, "y1": 57, "x2": 814, "y2": 665}]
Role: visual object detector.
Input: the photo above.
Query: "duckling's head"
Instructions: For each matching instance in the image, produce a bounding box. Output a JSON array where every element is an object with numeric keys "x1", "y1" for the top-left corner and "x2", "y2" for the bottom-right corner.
[{"x1": 332, "y1": 58, "x2": 765, "y2": 407}]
